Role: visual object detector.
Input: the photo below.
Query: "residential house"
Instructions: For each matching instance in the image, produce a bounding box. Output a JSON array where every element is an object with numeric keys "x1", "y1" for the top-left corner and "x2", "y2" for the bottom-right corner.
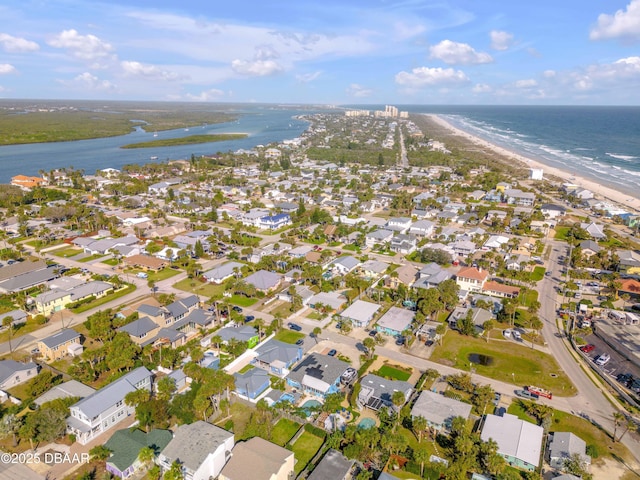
[
  {"x1": 34, "y1": 289, "x2": 71, "y2": 316},
  {"x1": 257, "y1": 213, "x2": 292, "y2": 230},
  {"x1": 451, "y1": 239, "x2": 476, "y2": 258},
  {"x1": 118, "y1": 317, "x2": 161, "y2": 345},
  {"x1": 359, "y1": 259, "x2": 389, "y2": 278},
  {"x1": 413, "y1": 263, "x2": 452, "y2": 290},
  {"x1": 455, "y1": 267, "x2": 489, "y2": 293},
  {"x1": 158, "y1": 421, "x2": 235, "y2": 480},
  {"x1": 38, "y1": 329, "x2": 82, "y2": 361},
  {"x1": 202, "y1": 261, "x2": 244, "y2": 284},
  {"x1": 105, "y1": 429, "x2": 173, "y2": 479},
  {"x1": 375, "y1": 307, "x2": 414, "y2": 336},
  {"x1": 482, "y1": 281, "x2": 520, "y2": 299},
  {"x1": 286, "y1": 353, "x2": 350, "y2": 399},
  {"x1": 0, "y1": 360, "x2": 38, "y2": 390},
  {"x1": 618, "y1": 250, "x2": 640, "y2": 274},
  {"x1": 410, "y1": 390, "x2": 472, "y2": 432},
  {"x1": 386, "y1": 264, "x2": 419, "y2": 288},
  {"x1": 579, "y1": 240, "x2": 602, "y2": 258},
  {"x1": 308, "y1": 291, "x2": 347, "y2": 311},
  {"x1": 219, "y1": 437, "x2": 294, "y2": 480},
  {"x1": 67, "y1": 367, "x2": 153, "y2": 445},
  {"x1": 217, "y1": 326, "x2": 259, "y2": 349},
  {"x1": 123, "y1": 254, "x2": 168, "y2": 271},
  {"x1": 409, "y1": 220, "x2": 435, "y2": 238},
  {"x1": 580, "y1": 222, "x2": 606, "y2": 240},
  {"x1": 386, "y1": 217, "x2": 412, "y2": 233},
  {"x1": 234, "y1": 368, "x2": 270, "y2": 400},
  {"x1": 357, "y1": 373, "x2": 412, "y2": 411},
  {"x1": 253, "y1": 339, "x2": 303, "y2": 377},
  {"x1": 539, "y1": 204, "x2": 566, "y2": 219},
  {"x1": 307, "y1": 449, "x2": 355, "y2": 480},
  {"x1": 0, "y1": 309, "x2": 28, "y2": 328},
  {"x1": 483, "y1": 235, "x2": 510, "y2": 250},
  {"x1": 244, "y1": 270, "x2": 282, "y2": 292},
  {"x1": 447, "y1": 307, "x2": 493, "y2": 333},
  {"x1": 35, "y1": 380, "x2": 95, "y2": 406},
  {"x1": 365, "y1": 229, "x2": 394, "y2": 248},
  {"x1": 504, "y1": 189, "x2": 535, "y2": 206},
  {"x1": 11, "y1": 175, "x2": 47, "y2": 190},
  {"x1": 340, "y1": 300, "x2": 381, "y2": 328},
  {"x1": 390, "y1": 234, "x2": 417, "y2": 254},
  {"x1": 480, "y1": 413, "x2": 544, "y2": 471},
  {"x1": 548, "y1": 432, "x2": 591, "y2": 472},
  {"x1": 329, "y1": 256, "x2": 361, "y2": 275}
]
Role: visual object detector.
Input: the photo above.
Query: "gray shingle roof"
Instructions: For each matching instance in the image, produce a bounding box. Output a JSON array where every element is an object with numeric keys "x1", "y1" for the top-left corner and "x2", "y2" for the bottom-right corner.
[
  {"x1": 160, "y1": 421, "x2": 233, "y2": 472},
  {"x1": 287, "y1": 353, "x2": 349, "y2": 388},
  {"x1": 0, "y1": 360, "x2": 37, "y2": 385},
  {"x1": 40, "y1": 329, "x2": 80, "y2": 349},
  {"x1": 118, "y1": 317, "x2": 157, "y2": 337}
]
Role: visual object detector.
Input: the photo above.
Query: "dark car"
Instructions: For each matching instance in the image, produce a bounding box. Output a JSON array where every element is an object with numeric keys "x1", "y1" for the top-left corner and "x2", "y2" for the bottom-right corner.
[
  {"x1": 244, "y1": 315, "x2": 255, "y2": 323},
  {"x1": 288, "y1": 323, "x2": 302, "y2": 331},
  {"x1": 545, "y1": 271, "x2": 552, "y2": 277},
  {"x1": 327, "y1": 349, "x2": 337, "y2": 356},
  {"x1": 232, "y1": 306, "x2": 243, "y2": 313},
  {"x1": 395, "y1": 336, "x2": 405, "y2": 346},
  {"x1": 295, "y1": 339, "x2": 304, "y2": 346},
  {"x1": 369, "y1": 330, "x2": 378, "y2": 337}
]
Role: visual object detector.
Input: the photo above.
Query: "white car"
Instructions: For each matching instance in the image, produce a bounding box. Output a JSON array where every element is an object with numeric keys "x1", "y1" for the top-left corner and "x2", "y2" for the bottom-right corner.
[
  {"x1": 503, "y1": 329, "x2": 511, "y2": 338},
  {"x1": 595, "y1": 353, "x2": 610, "y2": 366},
  {"x1": 512, "y1": 330, "x2": 522, "y2": 340}
]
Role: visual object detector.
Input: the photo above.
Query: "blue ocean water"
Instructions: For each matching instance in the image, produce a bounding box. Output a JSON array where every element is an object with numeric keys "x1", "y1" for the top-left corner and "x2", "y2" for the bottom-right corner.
[{"x1": 404, "y1": 105, "x2": 640, "y2": 199}]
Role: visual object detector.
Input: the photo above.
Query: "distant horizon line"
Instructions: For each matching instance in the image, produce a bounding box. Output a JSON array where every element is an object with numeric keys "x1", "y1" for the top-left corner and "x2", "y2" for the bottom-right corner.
[{"x1": 0, "y1": 98, "x2": 638, "y2": 108}]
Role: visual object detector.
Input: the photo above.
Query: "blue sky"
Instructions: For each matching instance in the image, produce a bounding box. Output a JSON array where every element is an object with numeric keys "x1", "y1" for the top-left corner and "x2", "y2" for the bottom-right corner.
[{"x1": 1, "y1": 0, "x2": 640, "y2": 104}]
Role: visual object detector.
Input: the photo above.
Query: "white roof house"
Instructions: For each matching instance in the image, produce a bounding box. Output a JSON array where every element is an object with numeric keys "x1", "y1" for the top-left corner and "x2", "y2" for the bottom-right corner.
[
  {"x1": 480, "y1": 413, "x2": 544, "y2": 471},
  {"x1": 410, "y1": 390, "x2": 472, "y2": 432},
  {"x1": 340, "y1": 300, "x2": 381, "y2": 328}
]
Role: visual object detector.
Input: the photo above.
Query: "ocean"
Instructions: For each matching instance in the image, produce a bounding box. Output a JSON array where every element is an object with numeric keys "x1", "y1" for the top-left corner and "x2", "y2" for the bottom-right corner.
[{"x1": 404, "y1": 105, "x2": 640, "y2": 199}]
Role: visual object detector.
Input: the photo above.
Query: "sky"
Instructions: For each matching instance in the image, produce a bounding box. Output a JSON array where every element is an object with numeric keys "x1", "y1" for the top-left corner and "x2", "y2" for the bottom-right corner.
[{"x1": 1, "y1": 0, "x2": 640, "y2": 105}]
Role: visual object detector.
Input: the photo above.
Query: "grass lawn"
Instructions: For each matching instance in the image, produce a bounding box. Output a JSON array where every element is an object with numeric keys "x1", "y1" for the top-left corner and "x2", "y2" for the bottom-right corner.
[
  {"x1": 376, "y1": 364, "x2": 412, "y2": 381},
  {"x1": 390, "y1": 472, "x2": 422, "y2": 480},
  {"x1": 237, "y1": 364, "x2": 254, "y2": 374},
  {"x1": 173, "y1": 278, "x2": 226, "y2": 297},
  {"x1": 229, "y1": 295, "x2": 258, "y2": 307},
  {"x1": 430, "y1": 332, "x2": 577, "y2": 396},
  {"x1": 217, "y1": 402, "x2": 254, "y2": 439},
  {"x1": 0, "y1": 317, "x2": 48, "y2": 344},
  {"x1": 77, "y1": 253, "x2": 108, "y2": 263},
  {"x1": 554, "y1": 226, "x2": 571, "y2": 241},
  {"x1": 306, "y1": 312, "x2": 323, "y2": 320},
  {"x1": 506, "y1": 400, "x2": 538, "y2": 423},
  {"x1": 290, "y1": 430, "x2": 324, "y2": 474},
  {"x1": 518, "y1": 289, "x2": 539, "y2": 306},
  {"x1": 342, "y1": 244, "x2": 361, "y2": 253},
  {"x1": 531, "y1": 266, "x2": 545, "y2": 281},
  {"x1": 275, "y1": 330, "x2": 305, "y2": 344},
  {"x1": 269, "y1": 302, "x2": 295, "y2": 318},
  {"x1": 101, "y1": 257, "x2": 119, "y2": 266},
  {"x1": 51, "y1": 247, "x2": 84, "y2": 258},
  {"x1": 146, "y1": 268, "x2": 182, "y2": 282},
  {"x1": 271, "y1": 418, "x2": 301, "y2": 447},
  {"x1": 70, "y1": 285, "x2": 136, "y2": 314}
]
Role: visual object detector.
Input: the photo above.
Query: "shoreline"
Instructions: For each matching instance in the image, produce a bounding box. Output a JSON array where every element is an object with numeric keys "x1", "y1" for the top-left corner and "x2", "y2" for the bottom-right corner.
[{"x1": 424, "y1": 114, "x2": 640, "y2": 214}]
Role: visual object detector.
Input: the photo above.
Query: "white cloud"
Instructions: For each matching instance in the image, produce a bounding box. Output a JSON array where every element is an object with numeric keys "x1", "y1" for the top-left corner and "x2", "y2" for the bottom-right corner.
[
  {"x1": 429, "y1": 40, "x2": 493, "y2": 65},
  {"x1": 472, "y1": 83, "x2": 492, "y2": 93},
  {"x1": 489, "y1": 30, "x2": 513, "y2": 51},
  {"x1": 186, "y1": 89, "x2": 226, "y2": 101},
  {"x1": 395, "y1": 66, "x2": 469, "y2": 87},
  {"x1": 0, "y1": 33, "x2": 39, "y2": 53},
  {"x1": 0, "y1": 64, "x2": 16, "y2": 74},
  {"x1": 121, "y1": 61, "x2": 182, "y2": 81},
  {"x1": 392, "y1": 21, "x2": 427, "y2": 40},
  {"x1": 514, "y1": 79, "x2": 538, "y2": 88},
  {"x1": 346, "y1": 83, "x2": 373, "y2": 97},
  {"x1": 543, "y1": 70, "x2": 556, "y2": 78},
  {"x1": 48, "y1": 29, "x2": 114, "y2": 62},
  {"x1": 590, "y1": 0, "x2": 640, "y2": 41},
  {"x1": 69, "y1": 72, "x2": 116, "y2": 90},
  {"x1": 296, "y1": 71, "x2": 322, "y2": 83},
  {"x1": 231, "y1": 59, "x2": 283, "y2": 76}
]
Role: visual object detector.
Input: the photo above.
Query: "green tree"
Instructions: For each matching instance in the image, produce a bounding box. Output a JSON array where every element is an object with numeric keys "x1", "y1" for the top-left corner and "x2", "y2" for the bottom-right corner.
[
  {"x1": 106, "y1": 332, "x2": 141, "y2": 372},
  {"x1": 413, "y1": 443, "x2": 430, "y2": 477},
  {"x1": 164, "y1": 460, "x2": 184, "y2": 480},
  {"x1": 0, "y1": 414, "x2": 22, "y2": 447},
  {"x1": 89, "y1": 445, "x2": 112, "y2": 460},
  {"x1": 412, "y1": 415, "x2": 427, "y2": 443},
  {"x1": 156, "y1": 377, "x2": 177, "y2": 402},
  {"x1": 2, "y1": 316, "x2": 14, "y2": 355}
]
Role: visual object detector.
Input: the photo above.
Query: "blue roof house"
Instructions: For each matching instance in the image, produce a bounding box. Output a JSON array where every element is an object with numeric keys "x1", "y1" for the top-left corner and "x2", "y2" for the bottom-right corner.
[
  {"x1": 286, "y1": 353, "x2": 349, "y2": 399},
  {"x1": 258, "y1": 213, "x2": 292, "y2": 230},
  {"x1": 234, "y1": 368, "x2": 270, "y2": 400}
]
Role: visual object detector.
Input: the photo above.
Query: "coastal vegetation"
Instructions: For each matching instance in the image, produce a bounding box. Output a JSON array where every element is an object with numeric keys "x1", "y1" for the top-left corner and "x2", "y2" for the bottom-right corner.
[
  {"x1": 0, "y1": 100, "x2": 236, "y2": 144},
  {"x1": 121, "y1": 133, "x2": 247, "y2": 149}
]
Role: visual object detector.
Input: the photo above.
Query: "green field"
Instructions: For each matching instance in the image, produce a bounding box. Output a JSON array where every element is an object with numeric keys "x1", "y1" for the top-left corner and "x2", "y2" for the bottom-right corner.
[
  {"x1": 274, "y1": 330, "x2": 305, "y2": 344},
  {"x1": 290, "y1": 430, "x2": 324, "y2": 474},
  {"x1": 229, "y1": 295, "x2": 258, "y2": 307},
  {"x1": 376, "y1": 364, "x2": 412, "y2": 381},
  {"x1": 430, "y1": 332, "x2": 577, "y2": 396},
  {"x1": 531, "y1": 266, "x2": 545, "y2": 281},
  {"x1": 173, "y1": 278, "x2": 226, "y2": 297},
  {"x1": 271, "y1": 418, "x2": 301, "y2": 447},
  {"x1": 121, "y1": 133, "x2": 247, "y2": 148}
]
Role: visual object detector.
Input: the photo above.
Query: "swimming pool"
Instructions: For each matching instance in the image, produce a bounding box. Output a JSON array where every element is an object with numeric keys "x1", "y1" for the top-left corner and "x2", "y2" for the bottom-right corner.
[
  {"x1": 358, "y1": 418, "x2": 376, "y2": 429},
  {"x1": 301, "y1": 399, "x2": 322, "y2": 410}
]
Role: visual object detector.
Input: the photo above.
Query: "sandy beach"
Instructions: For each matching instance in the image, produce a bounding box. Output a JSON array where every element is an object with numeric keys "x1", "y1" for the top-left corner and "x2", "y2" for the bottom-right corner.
[{"x1": 425, "y1": 114, "x2": 640, "y2": 214}]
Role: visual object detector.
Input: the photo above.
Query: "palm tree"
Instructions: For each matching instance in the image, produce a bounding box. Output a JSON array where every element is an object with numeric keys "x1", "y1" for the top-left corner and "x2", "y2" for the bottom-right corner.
[
  {"x1": 2, "y1": 316, "x2": 14, "y2": 355},
  {"x1": 617, "y1": 418, "x2": 637, "y2": 442},
  {"x1": 137, "y1": 446, "x2": 155, "y2": 471},
  {"x1": 412, "y1": 415, "x2": 427, "y2": 443},
  {"x1": 391, "y1": 390, "x2": 406, "y2": 432},
  {"x1": 413, "y1": 443, "x2": 430, "y2": 478}
]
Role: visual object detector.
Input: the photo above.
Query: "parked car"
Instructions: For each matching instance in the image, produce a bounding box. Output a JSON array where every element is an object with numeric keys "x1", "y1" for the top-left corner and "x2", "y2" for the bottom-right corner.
[
  {"x1": 288, "y1": 323, "x2": 302, "y2": 331},
  {"x1": 295, "y1": 339, "x2": 304, "y2": 346},
  {"x1": 493, "y1": 392, "x2": 502, "y2": 406},
  {"x1": 369, "y1": 330, "x2": 378, "y2": 337},
  {"x1": 512, "y1": 330, "x2": 522, "y2": 341},
  {"x1": 595, "y1": 353, "x2": 610, "y2": 366},
  {"x1": 545, "y1": 271, "x2": 552, "y2": 277},
  {"x1": 515, "y1": 389, "x2": 539, "y2": 400},
  {"x1": 232, "y1": 306, "x2": 243, "y2": 313},
  {"x1": 244, "y1": 315, "x2": 255, "y2": 323},
  {"x1": 327, "y1": 349, "x2": 337, "y2": 356},
  {"x1": 395, "y1": 336, "x2": 406, "y2": 346},
  {"x1": 579, "y1": 344, "x2": 595, "y2": 353},
  {"x1": 503, "y1": 329, "x2": 512, "y2": 338}
]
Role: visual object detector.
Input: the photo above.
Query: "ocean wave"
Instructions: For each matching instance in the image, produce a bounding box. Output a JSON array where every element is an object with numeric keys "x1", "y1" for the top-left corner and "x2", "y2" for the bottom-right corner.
[{"x1": 606, "y1": 152, "x2": 638, "y2": 161}]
